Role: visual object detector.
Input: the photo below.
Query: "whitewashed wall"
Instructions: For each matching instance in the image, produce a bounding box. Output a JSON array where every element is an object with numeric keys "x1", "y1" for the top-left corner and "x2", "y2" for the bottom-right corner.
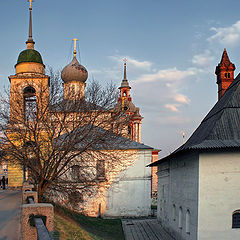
[
  {"x1": 157, "y1": 152, "x2": 199, "y2": 240},
  {"x1": 198, "y1": 151, "x2": 240, "y2": 240},
  {"x1": 104, "y1": 149, "x2": 152, "y2": 217}
]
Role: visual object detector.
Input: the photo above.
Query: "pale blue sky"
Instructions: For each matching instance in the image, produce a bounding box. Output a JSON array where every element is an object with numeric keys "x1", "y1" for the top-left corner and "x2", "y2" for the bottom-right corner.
[{"x1": 1, "y1": 0, "x2": 240, "y2": 157}]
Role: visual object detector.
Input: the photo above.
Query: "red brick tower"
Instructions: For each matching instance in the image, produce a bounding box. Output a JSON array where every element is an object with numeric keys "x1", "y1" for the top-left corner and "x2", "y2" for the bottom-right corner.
[{"x1": 215, "y1": 49, "x2": 235, "y2": 100}]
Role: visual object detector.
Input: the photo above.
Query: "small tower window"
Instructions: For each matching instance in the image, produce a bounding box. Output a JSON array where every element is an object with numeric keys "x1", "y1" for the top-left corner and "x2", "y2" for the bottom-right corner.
[
  {"x1": 179, "y1": 207, "x2": 183, "y2": 229},
  {"x1": 173, "y1": 204, "x2": 176, "y2": 221},
  {"x1": 228, "y1": 73, "x2": 231, "y2": 78},
  {"x1": 96, "y1": 160, "x2": 105, "y2": 181},
  {"x1": 128, "y1": 125, "x2": 131, "y2": 135},
  {"x1": 123, "y1": 91, "x2": 127, "y2": 97},
  {"x1": 225, "y1": 73, "x2": 228, "y2": 78},
  {"x1": 23, "y1": 86, "x2": 36, "y2": 121},
  {"x1": 186, "y1": 210, "x2": 190, "y2": 234},
  {"x1": 232, "y1": 210, "x2": 240, "y2": 228}
]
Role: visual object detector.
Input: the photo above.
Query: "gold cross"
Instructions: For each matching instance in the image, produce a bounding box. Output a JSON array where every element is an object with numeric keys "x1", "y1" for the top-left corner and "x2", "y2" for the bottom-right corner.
[
  {"x1": 28, "y1": 0, "x2": 34, "y2": 9},
  {"x1": 73, "y1": 38, "x2": 79, "y2": 57}
]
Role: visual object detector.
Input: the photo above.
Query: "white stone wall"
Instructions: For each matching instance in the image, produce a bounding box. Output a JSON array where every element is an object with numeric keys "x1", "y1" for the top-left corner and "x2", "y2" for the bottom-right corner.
[
  {"x1": 104, "y1": 149, "x2": 152, "y2": 217},
  {"x1": 198, "y1": 151, "x2": 240, "y2": 240},
  {"x1": 157, "y1": 152, "x2": 199, "y2": 240}
]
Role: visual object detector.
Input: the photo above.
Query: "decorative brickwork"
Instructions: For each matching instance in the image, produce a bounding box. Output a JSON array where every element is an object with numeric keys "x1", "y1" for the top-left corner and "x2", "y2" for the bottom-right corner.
[{"x1": 215, "y1": 49, "x2": 235, "y2": 100}]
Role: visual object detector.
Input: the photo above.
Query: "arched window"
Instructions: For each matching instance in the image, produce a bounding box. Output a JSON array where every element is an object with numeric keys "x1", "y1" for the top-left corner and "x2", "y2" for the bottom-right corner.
[
  {"x1": 71, "y1": 85, "x2": 75, "y2": 95},
  {"x1": 228, "y1": 73, "x2": 231, "y2": 78},
  {"x1": 225, "y1": 73, "x2": 228, "y2": 78},
  {"x1": 172, "y1": 204, "x2": 176, "y2": 221},
  {"x1": 186, "y1": 210, "x2": 190, "y2": 233},
  {"x1": 23, "y1": 86, "x2": 36, "y2": 121},
  {"x1": 96, "y1": 160, "x2": 105, "y2": 181},
  {"x1": 128, "y1": 125, "x2": 131, "y2": 135},
  {"x1": 179, "y1": 207, "x2": 183, "y2": 229},
  {"x1": 232, "y1": 210, "x2": 240, "y2": 228},
  {"x1": 123, "y1": 91, "x2": 127, "y2": 97}
]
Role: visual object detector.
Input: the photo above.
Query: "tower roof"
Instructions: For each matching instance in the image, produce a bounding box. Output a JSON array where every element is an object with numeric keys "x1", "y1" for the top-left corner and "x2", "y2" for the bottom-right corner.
[
  {"x1": 61, "y1": 56, "x2": 88, "y2": 83},
  {"x1": 61, "y1": 39, "x2": 88, "y2": 83},
  {"x1": 215, "y1": 48, "x2": 235, "y2": 74},
  {"x1": 119, "y1": 61, "x2": 131, "y2": 89},
  {"x1": 220, "y1": 48, "x2": 231, "y2": 65},
  {"x1": 17, "y1": 49, "x2": 43, "y2": 65},
  {"x1": 15, "y1": 1, "x2": 44, "y2": 68}
]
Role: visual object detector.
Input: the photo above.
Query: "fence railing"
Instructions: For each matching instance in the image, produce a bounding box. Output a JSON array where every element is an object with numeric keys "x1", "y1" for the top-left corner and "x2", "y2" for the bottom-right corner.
[{"x1": 21, "y1": 182, "x2": 54, "y2": 240}]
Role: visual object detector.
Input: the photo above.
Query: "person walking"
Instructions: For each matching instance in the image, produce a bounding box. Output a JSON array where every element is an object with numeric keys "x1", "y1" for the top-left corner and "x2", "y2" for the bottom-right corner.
[{"x1": 2, "y1": 176, "x2": 6, "y2": 190}]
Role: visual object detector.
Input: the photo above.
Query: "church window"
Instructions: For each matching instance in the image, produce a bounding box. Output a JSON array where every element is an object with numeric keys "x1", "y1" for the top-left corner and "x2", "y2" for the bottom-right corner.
[
  {"x1": 96, "y1": 160, "x2": 105, "y2": 180},
  {"x1": 23, "y1": 86, "x2": 36, "y2": 121},
  {"x1": 232, "y1": 210, "x2": 240, "y2": 228},
  {"x1": 228, "y1": 73, "x2": 231, "y2": 78},
  {"x1": 172, "y1": 204, "x2": 176, "y2": 221},
  {"x1": 123, "y1": 91, "x2": 127, "y2": 97},
  {"x1": 179, "y1": 207, "x2": 183, "y2": 229},
  {"x1": 186, "y1": 210, "x2": 190, "y2": 233},
  {"x1": 128, "y1": 125, "x2": 131, "y2": 135},
  {"x1": 72, "y1": 85, "x2": 75, "y2": 95},
  {"x1": 71, "y1": 165, "x2": 80, "y2": 181},
  {"x1": 225, "y1": 73, "x2": 228, "y2": 78}
]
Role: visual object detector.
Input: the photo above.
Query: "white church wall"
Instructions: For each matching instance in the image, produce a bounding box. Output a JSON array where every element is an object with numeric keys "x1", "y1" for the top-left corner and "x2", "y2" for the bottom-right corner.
[
  {"x1": 157, "y1": 152, "x2": 199, "y2": 240},
  {"x1": 198, "y1": 151, "x2": 240, "y2": 240},
  {"x1": 104, "y1": 149, "x2": 152, "y2": 217}
]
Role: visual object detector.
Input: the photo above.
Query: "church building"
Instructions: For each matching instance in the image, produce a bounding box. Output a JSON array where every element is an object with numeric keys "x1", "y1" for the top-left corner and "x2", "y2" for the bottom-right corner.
[
  {"x1": 150, "y1": 49, "x2": 240, "y2": 239},
  {"x1": 4, "y1": 2, "x2": 157, "y2": 217}
]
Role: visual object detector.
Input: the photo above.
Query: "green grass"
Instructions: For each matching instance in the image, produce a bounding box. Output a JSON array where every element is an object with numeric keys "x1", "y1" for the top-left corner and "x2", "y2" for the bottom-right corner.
[
  {"x1": 54, "y1": 213, "x2": 94, "y2": 240},
  {"x1": 54, "y1": 204, "x2": 125, "y2": 240}
]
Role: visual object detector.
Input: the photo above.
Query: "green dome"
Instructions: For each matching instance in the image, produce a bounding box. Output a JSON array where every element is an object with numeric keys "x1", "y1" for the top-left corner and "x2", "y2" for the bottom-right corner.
[{"x1": 17, "y1": 49, "x2": 43, "y2": 65}]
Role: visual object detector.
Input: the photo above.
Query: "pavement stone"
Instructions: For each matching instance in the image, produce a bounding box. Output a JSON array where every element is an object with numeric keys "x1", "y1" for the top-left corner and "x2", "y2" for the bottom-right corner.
[
  {"x1": 0, "y1": 190, "x2": 22, "y2": 240},
  {"x1": 122, "y1": 218, "x2": 175, "y2": 240}
]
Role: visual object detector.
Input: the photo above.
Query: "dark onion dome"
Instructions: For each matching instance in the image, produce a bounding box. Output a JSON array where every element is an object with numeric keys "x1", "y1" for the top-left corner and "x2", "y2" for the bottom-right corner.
[
  {"x1": 61, "y1": 57, "x2": 88, "y2": 83},
  {"x1": 17, "y1": 49, "x2": 43, "y2": 65}
]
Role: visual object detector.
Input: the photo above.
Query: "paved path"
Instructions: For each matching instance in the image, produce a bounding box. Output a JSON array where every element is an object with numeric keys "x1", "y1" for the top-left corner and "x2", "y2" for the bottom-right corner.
[
  {"x1": 122, "y1": 218, "x2": 175, "y2": 240},
  {"x1": 0, "y1": 190, "x2": 21, "y2": 240}
]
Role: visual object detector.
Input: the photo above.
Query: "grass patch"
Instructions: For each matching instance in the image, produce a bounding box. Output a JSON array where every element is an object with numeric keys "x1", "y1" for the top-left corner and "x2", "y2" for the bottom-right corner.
[
  {"x1": 54, "y1": 204, "x2": 125, "y2": 240},
  {"x1": 54, "y1": 213, "x2": 94, "y2": 240}
]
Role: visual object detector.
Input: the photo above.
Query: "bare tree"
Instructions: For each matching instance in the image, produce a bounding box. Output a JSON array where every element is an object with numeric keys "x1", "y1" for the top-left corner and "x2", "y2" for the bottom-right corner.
[{"x1": 0, "y1": 70, "x2": 131, "y2": 202}]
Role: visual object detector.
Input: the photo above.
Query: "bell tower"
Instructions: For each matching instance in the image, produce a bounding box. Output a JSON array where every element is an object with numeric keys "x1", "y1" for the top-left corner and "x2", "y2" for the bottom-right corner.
[
  {"x1": 215, "y1": 49, "x2": 235, "y2": 100},
  {"x1": 7, "y1": 0, "x2": 49, "y2": 188},
  {"x1": 9, "y1": 0, "x2": 49, "y2": 123},
  {"x1": 117, "y1": 59, "x2": 143, "y2": 143}
]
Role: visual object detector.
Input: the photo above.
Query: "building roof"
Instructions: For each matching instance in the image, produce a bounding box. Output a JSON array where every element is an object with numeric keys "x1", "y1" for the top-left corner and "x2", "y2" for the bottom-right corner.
[
  {"x1": 55, "y1": 124, "x2": 153, "y2": 151},
  {"x1": 150, "y1": 72, "x2": 240, "y2": 166},
  {"x1": 50, "y1": 99, "x2": 104, "y2": 112},
  {"x1": 17, "y1": 49, "x2": 43, "y2": 65}
]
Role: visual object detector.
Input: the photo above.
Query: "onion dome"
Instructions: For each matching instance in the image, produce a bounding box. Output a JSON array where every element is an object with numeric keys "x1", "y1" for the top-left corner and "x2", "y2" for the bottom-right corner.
[
  {"x1": 61, "y1": 56, "x2": 88, "y2": 83},
  {"x1": 17, "y1": 49, "x2": 43, "y2": 65}
]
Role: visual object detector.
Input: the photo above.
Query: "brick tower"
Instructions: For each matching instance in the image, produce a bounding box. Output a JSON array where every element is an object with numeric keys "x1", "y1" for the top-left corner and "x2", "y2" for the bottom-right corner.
[{"x1": 215, "y1": 49, "x2": 235, "y2": 100}]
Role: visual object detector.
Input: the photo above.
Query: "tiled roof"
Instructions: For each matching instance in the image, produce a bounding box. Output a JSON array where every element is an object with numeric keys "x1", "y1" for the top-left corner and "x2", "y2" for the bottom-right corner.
[{"x1": 55, "y1": 124, "x2": 153, "y2": 151}]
